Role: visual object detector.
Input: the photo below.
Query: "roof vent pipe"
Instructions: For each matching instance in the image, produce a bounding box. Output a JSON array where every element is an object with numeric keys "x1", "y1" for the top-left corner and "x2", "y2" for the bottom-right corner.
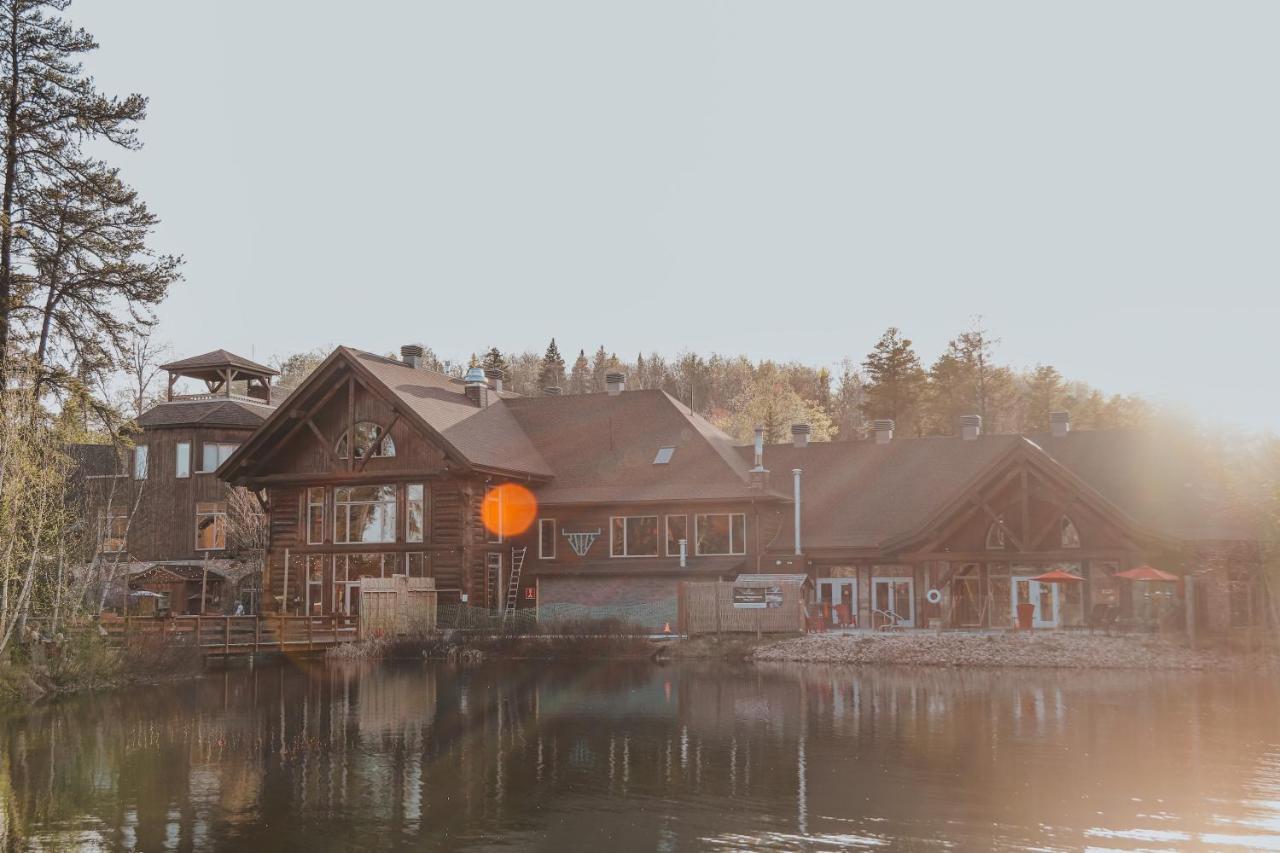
[
  {"x1": 605, "y1": 372, "x2": 625, "y2": 396},
  {"x1": 1049, "y1": 411, "x2": 1071, "y2": 438},
  {"x1": 872, "y1": 419, "x2": 895, "y2": 445},
  {"x1": 543, "y1": 386, "x2": 562, "y2": 396},
  {"x1": 400, "y1": 344, "x2": 424, "y2": 370},
  {"x1": 484, "y1": 368, "x2": 504, "y2": 393},
  {"x1": 792, "y1": 468, "x2": 803, "y2": 556},
  {"x1": 791, "y1": 423, "x2": 811, "y2": 448},
  {"x1": 752, "y1": 425, "x2": 765, "y2": 470},
  {"x1": 960, "y1": 414, "x2": 982, "y2": 441}
]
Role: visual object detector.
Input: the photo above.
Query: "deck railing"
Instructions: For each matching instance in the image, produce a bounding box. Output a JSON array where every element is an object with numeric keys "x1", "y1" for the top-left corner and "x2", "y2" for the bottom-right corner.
[{"x1": 99, "y1": 614, "x2": 358, "y2": 654}]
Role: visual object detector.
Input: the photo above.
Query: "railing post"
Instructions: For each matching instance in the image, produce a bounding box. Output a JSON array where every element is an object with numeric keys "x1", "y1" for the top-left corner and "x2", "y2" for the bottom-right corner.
[
  {"x1": 225, "y1": 617, "x2": 231, "y2": 653},
  {"x1": 196, "y1": 615, "x2": 202, "y2": 648},
  {"x1": 308, "y1": 616, "x2": 314, "y2": 650},
  {"x1": 254, "y1": 616, "x2": 261, "y2": 652}
]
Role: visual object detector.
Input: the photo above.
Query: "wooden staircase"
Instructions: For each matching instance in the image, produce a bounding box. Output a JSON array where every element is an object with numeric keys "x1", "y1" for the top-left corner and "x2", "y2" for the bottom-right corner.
[{"x1": 503, "y1": 546, "x2": 528, "y2": 621}]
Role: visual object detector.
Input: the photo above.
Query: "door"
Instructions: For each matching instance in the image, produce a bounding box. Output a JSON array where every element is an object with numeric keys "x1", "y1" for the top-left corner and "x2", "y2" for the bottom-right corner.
[
  {"x1": 872, "y1": 577, "x2": 915, "y2": 627},
  {"x1": 338, "y1": 581, "x2": 361, "y2": 616},
  {"x1": 817, "y1": 579, "x2": 857, "y2": 627},
  {"x1": 1012, "y1": 579, "x2": 1060, "y2": 628}
]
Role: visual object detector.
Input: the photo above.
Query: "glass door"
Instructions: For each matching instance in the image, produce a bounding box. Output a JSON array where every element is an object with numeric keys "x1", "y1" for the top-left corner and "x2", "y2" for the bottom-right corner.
[
  {"x1": 817, "y1": 579, "x2": 857, "y2": 628},
  {"x1": 1012, "y1": 579, "x2": 1060, "y2": 628},
  {"x1": 872, "y1": 577, "x2": 915, "y2": 628}
]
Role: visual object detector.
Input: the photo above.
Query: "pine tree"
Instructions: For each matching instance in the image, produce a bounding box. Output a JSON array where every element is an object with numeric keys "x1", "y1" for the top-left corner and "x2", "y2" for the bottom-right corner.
[
  {"x1": 590, "y1": 345, "x2": 609, "y2": 392},
  {"x1": 538, "y1": 338, "x2": 566, "y2": 390},
  {"x1": 1024, "y1": 364, "x2": 1064, "y2": 432},
  {"x1": 831, "y1": 359, "x2": 865, "y2": 440},
  {"x1": 861, "y1": 327, "x2": 927, "y2": 434},
  {"x1": 480, "y1": 346, "x2": 508, "y2": 377},
  {"x1": 568, "y1": 349, "x2": 590, "y2": 394}
]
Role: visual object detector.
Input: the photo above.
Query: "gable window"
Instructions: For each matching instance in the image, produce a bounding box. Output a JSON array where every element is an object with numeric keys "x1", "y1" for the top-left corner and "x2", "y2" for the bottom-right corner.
[
  {"x1": 334, "y1": 485, "x2": 397, "y2": 544},
  {"x1": 306, "y1": 487, "x2": 325, "y2": 545},
  {"x1": 539, "y1": 518, "x2": 556, "y2": 559},
  {"x1": 99, "y1": 510, "x2": 128, "y2": 553},
  {"x1": 1060, "y1": 516, "x2": 1081, "y2": 549},
  {"x1": 986, "y1": 519, "x2": 1006, "y2": 550},
  {"x1": 653, "y1": 446, "x2": 676, "y2": 465},
  {"x1": 665, "y1": 515, "x2": 688, "y2": 557},
  {"x1": 195, "y1": 501, "x2": 227, "y2": 550},
  {"x1": 695, "y1": 513, "x2": 746, "y2": 556},
  {"x1": 199, "y1": 443, "x2": 239, "y2": 473},
  {"x1": 336, "y1": 422, "x2": 395, "y2": 460},
  {"x1": 175, "y1": 442, "x2": 191, "y2": 479},
  {"x1": 133, "y1": 445, "x2": 148, "y2": 480},
  {"x1": 407, "y1": 484, "x2": 426, "y2": 543},
  {"x1": 610, "y1": 515, "x2": 659, "y2": 557}
]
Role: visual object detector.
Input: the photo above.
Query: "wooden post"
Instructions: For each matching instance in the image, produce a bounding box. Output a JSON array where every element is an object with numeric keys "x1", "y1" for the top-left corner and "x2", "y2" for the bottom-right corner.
[
  {"x1": 254, "y1": 617, "x2": 261, "y2": 653},
  {"x1": 196, "y1": 615, "x2": 202, "y2": 648},
  {"x1": 1185, "y1": 576, "x2": 1197, "y2": 648},
  {"x1": 225, "y1": 617, "x2": 231, "y2": 653},
  {"x1": 200, "y1": 553, "x2": 209, "y2": 616},
  {"x1": 308, "y1": 616, "x2": 314, "y2": 650},
  {"x1": 282, "y1": 548, "x2": 290, "y2": 616}
]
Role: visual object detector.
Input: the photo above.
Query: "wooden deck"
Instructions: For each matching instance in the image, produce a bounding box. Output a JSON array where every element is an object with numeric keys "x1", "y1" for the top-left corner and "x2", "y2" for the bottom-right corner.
[{"x1": 100, "y1": 615, "x2": 359, "y2": 657}]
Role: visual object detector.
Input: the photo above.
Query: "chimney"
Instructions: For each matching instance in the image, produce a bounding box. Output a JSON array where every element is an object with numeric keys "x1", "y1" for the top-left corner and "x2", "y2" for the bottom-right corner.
[
  {"x1": 750, "y1": 425, "x2": 769, "y2": 489},
  {"x1": 791, "y1": 423, "x2": 811, "y2": 448},
  {"x1": 484, "y1": 368, "x2": 504, "y2": 393},
  {"x1": 543, "y1": 386, "x2": 562, "y2": 396},
  {"x1": 873, "y1": 419, "x2": 895, "y2": 444},
  {"x1": 1050, "y1": 410, "x2": 1070, "y2": 438},
  {"x1": 606, "y1": 372, "x2": 625, "y2": 396},
  {"x1": 463, "y1": 366, "x2": 488, "y2": 407},
  {"x1": 400, "y1": 344, "x2": 424, "y2": 369},
  {"x1": 960, "y1": 414, "x2": 982, "y2": 441}
]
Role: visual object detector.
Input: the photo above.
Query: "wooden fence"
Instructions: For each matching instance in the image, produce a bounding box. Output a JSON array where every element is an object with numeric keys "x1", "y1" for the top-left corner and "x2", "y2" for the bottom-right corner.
[
  {"x1": 98, "y1": 614, "x2": 359, "y2": 656},
  {"x1": 359, "y1": 576, "x2": 437, "y2": 639},
  {"x1": 678, "y1": 580, "x2": 807, "y2": 635}
]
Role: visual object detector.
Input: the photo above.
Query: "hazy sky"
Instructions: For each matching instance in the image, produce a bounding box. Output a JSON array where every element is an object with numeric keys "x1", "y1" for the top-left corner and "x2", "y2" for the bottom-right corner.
[{"x1": 75, "y1": 2, "x2": 1277, "y2": 428}]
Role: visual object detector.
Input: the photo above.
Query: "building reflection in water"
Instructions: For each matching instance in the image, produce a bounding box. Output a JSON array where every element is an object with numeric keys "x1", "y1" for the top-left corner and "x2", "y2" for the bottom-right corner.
[{"x1": 1, "y1": 659, "x2": 1278, "y2": 851}]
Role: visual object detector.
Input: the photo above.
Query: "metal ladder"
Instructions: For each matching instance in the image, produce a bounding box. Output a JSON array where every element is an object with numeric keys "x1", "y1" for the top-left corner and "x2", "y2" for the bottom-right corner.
[{"x1": 503, "y1": 546, "x2": 528, "y2": 621}]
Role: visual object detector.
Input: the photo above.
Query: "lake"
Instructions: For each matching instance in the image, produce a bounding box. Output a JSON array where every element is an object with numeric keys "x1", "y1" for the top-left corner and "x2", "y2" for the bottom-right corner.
[{"x1": 1, "y1": 660, "x2": 1277, "y2": 851}]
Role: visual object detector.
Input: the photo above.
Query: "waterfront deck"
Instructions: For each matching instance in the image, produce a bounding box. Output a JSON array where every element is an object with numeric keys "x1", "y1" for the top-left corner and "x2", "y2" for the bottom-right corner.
[{"x1": 101, "y1": 615, "x2": 359, "y2": 657}]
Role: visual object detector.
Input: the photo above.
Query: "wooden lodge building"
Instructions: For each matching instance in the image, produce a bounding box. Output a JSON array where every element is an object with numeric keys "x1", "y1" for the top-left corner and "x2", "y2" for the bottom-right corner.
[{"x1": 193, "y1": 343, "x2": 1266, "y2": 635}]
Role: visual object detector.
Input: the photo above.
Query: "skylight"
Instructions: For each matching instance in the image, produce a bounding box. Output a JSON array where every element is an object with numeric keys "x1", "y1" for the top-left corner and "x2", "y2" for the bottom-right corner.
[{"x1": 653, "y1": 446, "x2": 676, "y2": 465}]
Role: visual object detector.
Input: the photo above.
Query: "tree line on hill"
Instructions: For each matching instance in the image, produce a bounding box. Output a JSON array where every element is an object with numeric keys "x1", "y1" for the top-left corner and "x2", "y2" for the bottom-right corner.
[{"x1": 274, "y1": 323, "x2": 1153, "y2": 445}]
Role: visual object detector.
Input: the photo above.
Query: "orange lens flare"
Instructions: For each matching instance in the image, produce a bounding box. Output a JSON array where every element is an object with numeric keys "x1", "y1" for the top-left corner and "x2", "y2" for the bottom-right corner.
[{"x1": 481, "y1": 482, "x2": 537, "y2": 538}]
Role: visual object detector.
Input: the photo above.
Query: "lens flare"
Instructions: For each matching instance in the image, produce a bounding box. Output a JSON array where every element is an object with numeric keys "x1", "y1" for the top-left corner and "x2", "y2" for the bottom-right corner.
[{"x1": 481, "y1": 482, "x2": 537, "y2": 538}]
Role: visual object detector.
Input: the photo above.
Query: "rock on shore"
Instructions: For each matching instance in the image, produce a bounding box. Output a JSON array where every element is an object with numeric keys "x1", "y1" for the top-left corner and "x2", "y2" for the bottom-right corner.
[{"x1": 750, "y1": 631, "x2": 1270, "y2": 670}]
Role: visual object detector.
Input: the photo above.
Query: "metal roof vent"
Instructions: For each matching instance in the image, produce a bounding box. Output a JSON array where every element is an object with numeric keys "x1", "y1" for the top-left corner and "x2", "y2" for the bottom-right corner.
[
  {"x1": 543, "y1": 386, "x2": 562, "y2": 396},
  {"x1": 791, "y1": 423, "x2": 811, "y2": 448},
  {"x1": 463, "y1": 366, "x2": 488, "y2": 407},
  {"x1": 1050, "y1": 411, "x2": 1071, "y2": 438},
  {"x1": 464, "y1": 366, "x2": 486, "y2": 385},
  {"x1": 872, "y1": 419, "x2": 895, "y2": 445},
  {"x1": 400, "y1": 344, "x2": 424, "y2": 369},
  {"x1": 606, "y1": 372, "x2": 625, "y2": 396},
  {"x1": 483, "y1": 367, "x2": 504, "y2": 393},
  {"x1": 960, "y1": 414, "x2": 982, "y2": 441}
]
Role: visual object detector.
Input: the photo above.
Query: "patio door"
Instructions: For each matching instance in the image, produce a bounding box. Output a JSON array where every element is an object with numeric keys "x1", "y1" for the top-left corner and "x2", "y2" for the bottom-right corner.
[
  {"x1": 338, "y1": 581, "x2": 360, "y2": 616},
  {"x1": 817, "y1": 579, "x2": 857, "y2": 627},
  {"x1": 1012, "y1": 578, "x2": 1059, "y2": 628},
  {"x1": 872, "y1": 577, "x2": 915, "y2": 627}
]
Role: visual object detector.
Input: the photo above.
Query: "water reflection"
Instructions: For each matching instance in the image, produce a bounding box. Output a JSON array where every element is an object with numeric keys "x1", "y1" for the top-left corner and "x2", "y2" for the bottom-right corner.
[{"x1": 1, "y1": 661, "x2": 1278, "y2": 851}]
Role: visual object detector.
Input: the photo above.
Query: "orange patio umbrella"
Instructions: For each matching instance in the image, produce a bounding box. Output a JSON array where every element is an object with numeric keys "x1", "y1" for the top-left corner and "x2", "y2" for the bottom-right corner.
[
  {"x1": 1028, "y1": 569, "x2": 1084, "y2": 583},
  {"x1": 1114, "y1": 565, "x2": 1178, "y2": 582}
]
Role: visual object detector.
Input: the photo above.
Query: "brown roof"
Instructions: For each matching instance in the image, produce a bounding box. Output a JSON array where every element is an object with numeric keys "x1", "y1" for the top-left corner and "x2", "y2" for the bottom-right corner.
[
  {"x1": 160, "y1": 349, "x2": 278, "y2": 376},
  {"x1": 505, "y1": 390, "x2": 762, "y2": 505},
  {"x1": 138, "y1": 398, "x2": 274, "y2": 429}
]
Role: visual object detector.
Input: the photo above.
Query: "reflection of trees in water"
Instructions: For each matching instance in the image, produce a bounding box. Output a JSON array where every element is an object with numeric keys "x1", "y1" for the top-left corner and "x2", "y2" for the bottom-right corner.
[{"x1": 1, "y1": 663, "x2": 1278, "y2": 851}]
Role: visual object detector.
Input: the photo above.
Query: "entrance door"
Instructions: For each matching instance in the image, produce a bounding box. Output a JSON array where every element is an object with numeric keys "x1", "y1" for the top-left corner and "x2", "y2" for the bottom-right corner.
[
  {"x1": 872, "y1": 577, "x2": 915, "y2": 628},
  {"x1": 1012, "y1": 578, "x2": 1059, "y2": 628},
  {"x1": 338, "y1": 581, "x2": 361, "y2": 616},
  {"x1": 817, "y1": 579, "x2": 857, "y2": 628}
]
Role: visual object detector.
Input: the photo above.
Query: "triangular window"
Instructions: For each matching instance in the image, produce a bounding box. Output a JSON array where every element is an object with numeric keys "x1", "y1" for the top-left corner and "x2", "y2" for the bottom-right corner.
[
  {"x1": 986, "y1": 519, "x2": 1006, "y2": 550},
  {"x1": 1060, "y1": 516, "x2": 1081, "y2": 549}
]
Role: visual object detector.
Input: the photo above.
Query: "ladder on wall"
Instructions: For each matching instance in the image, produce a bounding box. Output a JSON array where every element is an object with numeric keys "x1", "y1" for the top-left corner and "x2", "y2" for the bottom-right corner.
[{"x1": 503, "y1": 546, "x2": 528, "y2": 622}]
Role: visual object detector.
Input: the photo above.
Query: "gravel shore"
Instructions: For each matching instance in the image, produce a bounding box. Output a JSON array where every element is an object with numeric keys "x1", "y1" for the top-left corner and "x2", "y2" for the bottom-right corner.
[{"x1": 750, "y1": 631, "x2": 1274, "y2": 670}]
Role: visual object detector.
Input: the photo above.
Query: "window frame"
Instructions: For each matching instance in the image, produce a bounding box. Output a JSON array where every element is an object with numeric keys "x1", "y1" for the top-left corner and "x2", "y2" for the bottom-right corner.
[
  {"x1": 406, "y1": 483, "x2": 427, "y2": 544},
  {"x1": 335, "y1": 421, "x2": 396, "y2": 460},
  {"x1": 198, "y1": 442, "x2": 239, "y2": 474},
  {"x1": 486, "y1": 486, "x2": 504, "y2": 544},
  {"x1": 175, "y1": 441, "x2": 191, "y2": 479},
  {"x1": 333, "y1": 484, "x2": 398, "y2": 544},
  {"x1": 99, "y1": 509, "x2": 128, "y2": 553},
  {"x1": 986, "y1": 520, "x2": 1006, "y2": 550},
  {"x1": 610, "y1": 515, "x2": 660, "y2": 558},
  {"x1": 653, "y1": 446, "x2": 676, "y2": 465},
  {"x1": 133, "y1": 445, "x2": 148, "y2": 480},
  {"x1": 1060, "y1": 515, "x2": 1081, "y2": 549},
  {"x1": 694, "y1": 513, "x2": 747, "y2": 556},
  {"x1": 665, "y1": 514, "x2": 688, "y2": 558},
  {"x1": 195, "y1": 501, "x2": 228, "y2": 551},
  {"x1": 538, "y1": 518, "x2": 556, "y2": 559},
  {"x1": 306, "y1": 487, "x2": 326, "y2": 545}
]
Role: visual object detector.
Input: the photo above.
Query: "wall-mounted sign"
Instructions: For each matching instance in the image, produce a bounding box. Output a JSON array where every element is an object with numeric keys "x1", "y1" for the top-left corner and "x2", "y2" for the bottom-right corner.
[
  {"x1": 524, "y1": 586, "x2": 536, "y2": 600},
  {"x1": 733, "y1": 585, "x2": 783, "y2": 609}
]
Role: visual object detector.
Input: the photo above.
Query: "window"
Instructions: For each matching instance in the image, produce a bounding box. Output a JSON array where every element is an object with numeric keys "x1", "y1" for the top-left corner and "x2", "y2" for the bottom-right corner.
[
  {"x1": 133, "y1": 445, "x2": 148, "y2": 480},
  {"x1": 539, "y1": 518, "x2": 556, "y2": 559},
  {"x1": 305, "y1": 555, "x2": 325, "y2": 615},
  {"x1": 665, "y1": 515, "x2": 688, "y2": 557},
  {"x1": 306, "y1": 487, "x2": 325, "y2": 544},
  {"x1": 334, "y1": 485, "x2": 397, "y2": 544},
  {"x1": 195, "y1": 501, "x2": 227, "y2": 550},
  {"x1": 407, "y1": 484, "x2": 426, "y2": 543},
  {"x1": 610, "y1": 515, "x2": 659, "y2": 557},
  {"x1": 986, "y1": 520, "x2": 1006, "y2": 549},
  {"x1": 695, "y1": 513, "x2": 746, "y2": 556},
  {"x1": 175, "y1": 441, "x2": 191, "y2": 479},
  {"x1": 1060, "y1": 516, "x2": 1081, "y2": 549},
  {"x1": 199, "y1": 443, "x2": 239, "y2": 473},
  {"x1": 653, "y1": 446, "x2": 676, "y2": 465},
  {"x1": 336, "y1": 421, "x2": 395, "y2": 460},
  {"x1": 99, "y1": 510, "x2": 128, "y2": 553}
]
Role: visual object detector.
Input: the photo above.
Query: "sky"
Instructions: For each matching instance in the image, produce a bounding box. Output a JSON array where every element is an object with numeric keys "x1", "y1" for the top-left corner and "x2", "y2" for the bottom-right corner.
[{"x1": 73, "y1": 1, "x2": 1278, "y2": 429}]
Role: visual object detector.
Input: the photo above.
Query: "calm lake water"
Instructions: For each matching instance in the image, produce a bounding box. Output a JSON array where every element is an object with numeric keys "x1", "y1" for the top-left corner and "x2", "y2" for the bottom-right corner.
[{"x1": 1, "y1": 659, "x2": 1278, "y2": 852}]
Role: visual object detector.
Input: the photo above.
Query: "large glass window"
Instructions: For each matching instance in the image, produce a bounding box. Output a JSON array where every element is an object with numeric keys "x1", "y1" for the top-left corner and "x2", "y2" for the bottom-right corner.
[
  {"x1": 334, "y1": 485, "x2": 397, "y2": 544},
  {"x1": 610, "y1": 515, "x2": 658, "y2": 557},
  {"x1": 195, "y1": 501, "x2": 227, "y2": 550},
  {"x1": 538, "y1": 518, "x2": 556, "y2": 559},
  {"x1": 407, "y1": 484, "x2": 426, "y2": 543},
  {"x1": 133, "y1": 445, "x2": 148, "y2": 480},
  {"x1": 665, "y1": 515, "x2": 688, "y2": 557},
  {"x1": 175, "y1": 442, "x2": 190, "y2": 478},
  {"x1": 336, "y1": 422, "x2": 395, "y2": 460},
  {"x1": 306, "y1": 487, "x2": 325, "y2": 544},
  {"x1": 695, "y1": 513, "x2": 746, "y2": 556},
  {"x1": 199, "y1": 443, "x2": 239, "y2": 473}
]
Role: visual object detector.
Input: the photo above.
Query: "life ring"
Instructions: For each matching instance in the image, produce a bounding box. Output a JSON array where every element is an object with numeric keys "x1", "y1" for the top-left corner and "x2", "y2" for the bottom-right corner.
[{"x1": 925, "y1": 588, "x2": 943, "y2": 605}]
